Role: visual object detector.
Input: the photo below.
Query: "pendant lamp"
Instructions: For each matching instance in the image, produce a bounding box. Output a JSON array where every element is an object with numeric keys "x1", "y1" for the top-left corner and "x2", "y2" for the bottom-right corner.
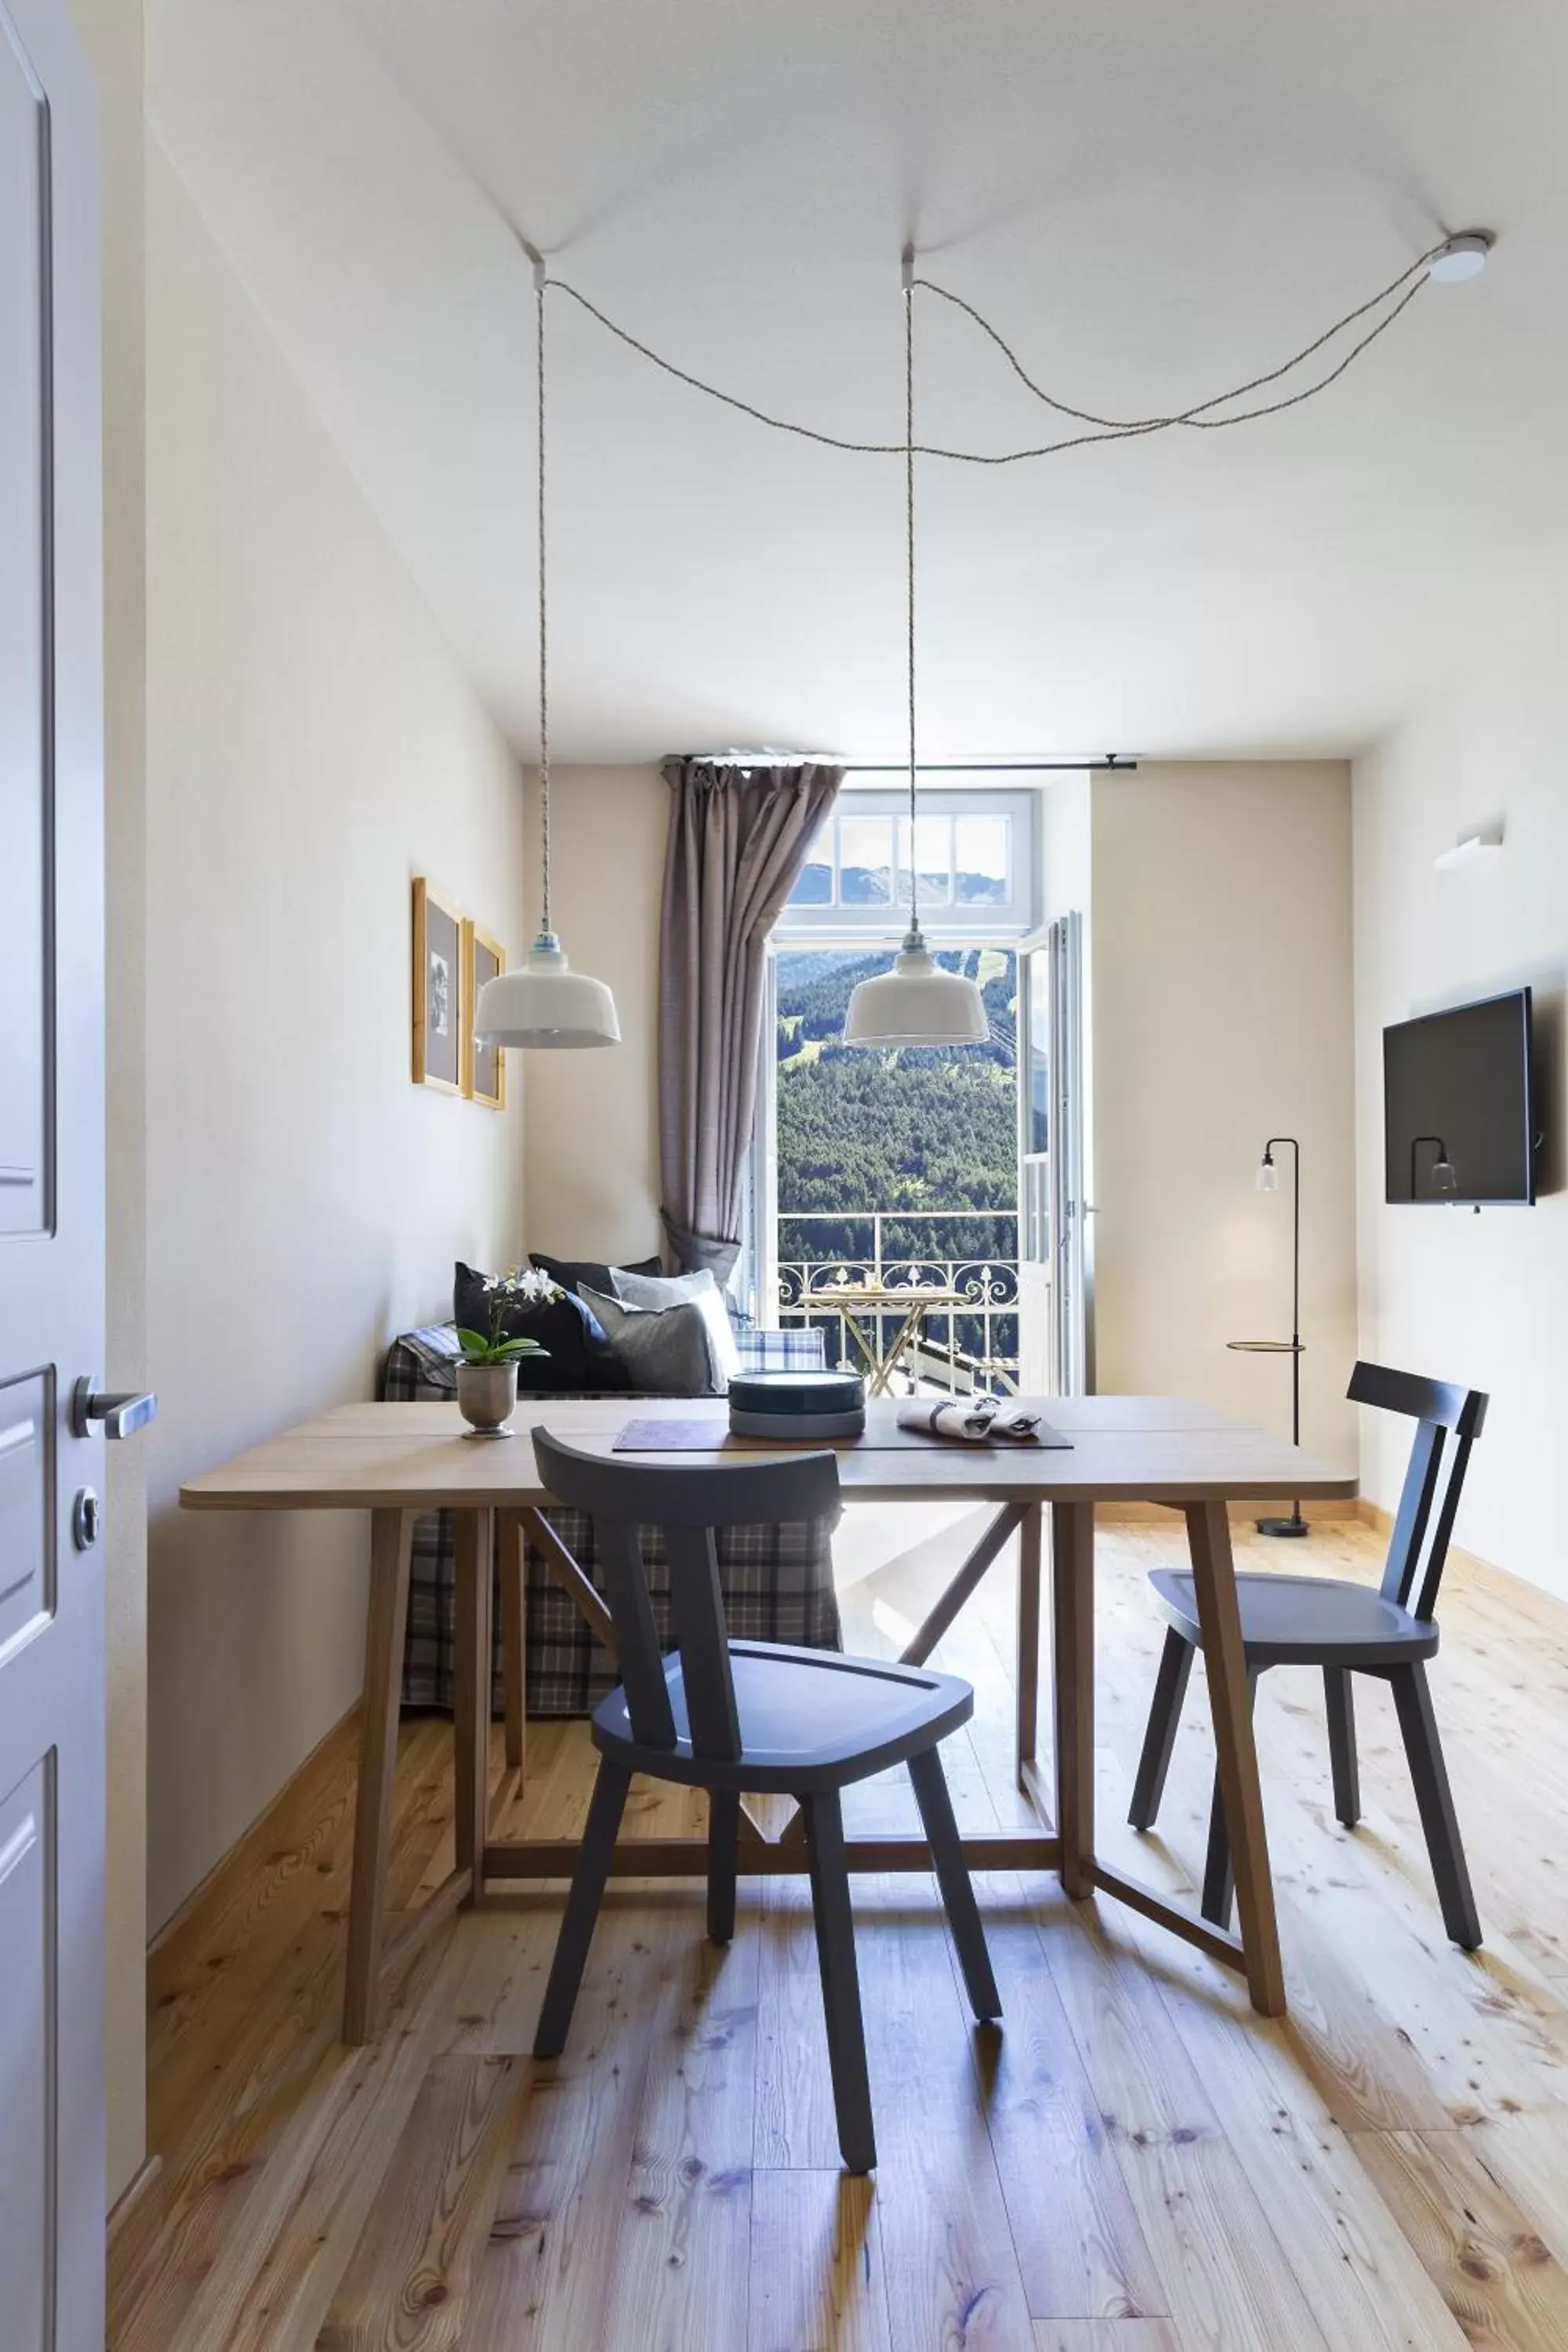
[
  {"x1": 476, "y1": 257, "x2": 620, "y2": 1051},
  {"x1": 844, "y1": 255, "x2": 989, "y2": 1051}
]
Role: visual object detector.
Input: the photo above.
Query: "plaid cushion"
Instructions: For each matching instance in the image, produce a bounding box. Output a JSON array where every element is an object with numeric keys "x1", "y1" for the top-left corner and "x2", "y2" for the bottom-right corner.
[{"x1": 384, "y1": 1321, "x2": 840, "y2": 1716}]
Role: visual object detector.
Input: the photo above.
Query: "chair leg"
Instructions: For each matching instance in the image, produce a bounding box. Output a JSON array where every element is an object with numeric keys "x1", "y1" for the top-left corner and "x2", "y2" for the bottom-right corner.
[
  {"x1": 532, "y1": 1759, "x2": 631, "y2": 2059},
  {"x1": 1129, "y1": 1628, "x2": 1196, "y2": 1831},
  {"x1": 707, "y1": 1788, "x2": 740, "y2": 1946},
  {"x1": 801, "y1": 1791, "x2": 877, "y2": 2175},
  {"x1": 1389, "y1": 1664, "x2": 1482, "y2": 1951},
  {"x1": 1201, "y1": 1668, "x2": 1261, "y2": 1928},
  {"x1": 908, "y1": 1744, "x2": 1001, "y2": 2024},
  {"x1": 1323, "y1": 1667, "x2": 1360, "y2": 1829}
]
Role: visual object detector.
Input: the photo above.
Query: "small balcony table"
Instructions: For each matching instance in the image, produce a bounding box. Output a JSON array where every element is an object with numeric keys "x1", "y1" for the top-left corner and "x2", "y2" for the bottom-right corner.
[
  {"x1": 808, "y1": 1281, "x2": 975, "y2": 1395},
  {"x1": 181, "y1": 1394, "x2": 1356, "y2": 2040}
]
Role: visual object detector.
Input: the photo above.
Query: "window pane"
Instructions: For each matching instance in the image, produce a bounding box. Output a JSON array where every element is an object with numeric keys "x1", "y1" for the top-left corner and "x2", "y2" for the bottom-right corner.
[
  {"x1": 955, "y1": 813, "x2": 1010, "y2": 904},
  {"x1": 895, "y1": 812, "x2": 952, "y2": 905},
  {"x1": 788, "y1": 818, "x2": 834, "y2": 906},
  {"x1": 839, "y1": 815, "x2": 893, "y2": 903}
]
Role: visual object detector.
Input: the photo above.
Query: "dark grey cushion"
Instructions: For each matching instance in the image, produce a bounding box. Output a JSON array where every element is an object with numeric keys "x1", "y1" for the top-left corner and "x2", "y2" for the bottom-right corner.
[
  {"x1": 454, "y1": 1262, "x2": 628, "y2": 1393},
  {"x1": 579, "y1": 1285, "x2": 725, "y2": 1397},
  {"x1": 530, "y1": 1249, "x2": 662, "y2": 1299},
  {"x1": 609, "y1": 1265, "x2": 742, "y2": 1384}
]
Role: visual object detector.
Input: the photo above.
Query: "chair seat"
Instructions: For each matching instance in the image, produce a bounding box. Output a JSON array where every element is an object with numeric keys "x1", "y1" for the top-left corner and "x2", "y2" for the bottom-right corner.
[
  {"x1": 1149, "y1": 1568, "x2": 1440, "y2": 1668},
  {"x1": 591, "y1": 1639, "x2": 975, "y2": 1792}
]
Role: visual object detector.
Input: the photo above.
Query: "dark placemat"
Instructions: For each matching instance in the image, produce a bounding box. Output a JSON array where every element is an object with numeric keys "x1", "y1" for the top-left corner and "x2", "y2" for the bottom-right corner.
[{"x1": 611, "y1": 1416, "x2": 1071, "y2": 1454}]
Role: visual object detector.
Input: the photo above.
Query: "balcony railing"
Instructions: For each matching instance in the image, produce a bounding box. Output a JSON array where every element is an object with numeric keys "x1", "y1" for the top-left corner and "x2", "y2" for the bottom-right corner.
[{"x1": 776, "y1": 1209, "x2": 1020, "y2": 1396}]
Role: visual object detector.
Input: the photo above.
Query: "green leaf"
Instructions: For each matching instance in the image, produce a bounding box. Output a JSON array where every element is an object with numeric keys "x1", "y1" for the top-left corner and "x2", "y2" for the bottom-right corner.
[{"x1": 455, "y1": 1327, "x2": 492, "y2": 1361}]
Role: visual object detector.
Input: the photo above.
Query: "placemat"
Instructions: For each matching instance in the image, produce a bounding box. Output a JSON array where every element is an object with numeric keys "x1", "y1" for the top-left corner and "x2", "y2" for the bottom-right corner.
[{"x1": 611, "y1": 1416, "x2": 1072, "y2": 1454}]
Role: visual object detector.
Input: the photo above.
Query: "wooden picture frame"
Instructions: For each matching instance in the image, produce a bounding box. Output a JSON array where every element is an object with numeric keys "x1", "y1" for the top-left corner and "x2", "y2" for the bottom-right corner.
[
  {"x1": 412, "y1": 878, "x2": 464, "y2": 1093},
  {"x1": 463, "y1": 920, "x2": 506, "y2": 1109}
]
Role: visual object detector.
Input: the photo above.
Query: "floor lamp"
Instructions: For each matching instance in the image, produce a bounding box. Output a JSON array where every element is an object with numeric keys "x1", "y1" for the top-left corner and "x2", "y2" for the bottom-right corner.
[{"x1": 1228, "y1": 1134, "x2": 1308, "y2": 1537}]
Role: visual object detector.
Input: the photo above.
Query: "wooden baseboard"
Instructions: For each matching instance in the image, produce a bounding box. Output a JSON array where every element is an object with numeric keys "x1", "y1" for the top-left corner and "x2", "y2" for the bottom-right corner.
[
  {"x1": 1356, "y1": 1496, "x2": 1564, "y2": 1617},
  {"x1": 107, "y1": 2152, "x2": 162, "y2": 2248},
  {"x1": 1096, "y1": 1497, "x2": 1363, "y2": 1526},
  {"x1": 147, "y1": 1699, "x2": 362, "y2": 1962}
]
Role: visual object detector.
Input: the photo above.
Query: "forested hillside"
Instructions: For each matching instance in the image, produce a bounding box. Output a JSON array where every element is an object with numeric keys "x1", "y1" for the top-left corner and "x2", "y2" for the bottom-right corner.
[{"x1": 775, "y1": 949, "x2": 1018, "y2": 1266}]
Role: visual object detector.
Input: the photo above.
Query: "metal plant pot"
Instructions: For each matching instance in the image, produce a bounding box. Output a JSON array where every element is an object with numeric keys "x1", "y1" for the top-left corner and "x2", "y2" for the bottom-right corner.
[{"x1": 456, "y1": 1359, "x2": 518, "y2": 1437}]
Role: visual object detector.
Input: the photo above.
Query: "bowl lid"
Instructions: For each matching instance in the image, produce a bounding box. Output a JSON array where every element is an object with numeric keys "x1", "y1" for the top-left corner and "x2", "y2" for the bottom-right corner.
[{"x1": 728, "y1": 1369, "x2": 866, "y2": 1415}]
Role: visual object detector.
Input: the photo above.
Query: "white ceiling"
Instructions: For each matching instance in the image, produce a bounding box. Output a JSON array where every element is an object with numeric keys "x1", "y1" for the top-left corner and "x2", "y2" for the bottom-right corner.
[{"x1": 147, "y1": 0, "x2": 1568, "y2": 765}]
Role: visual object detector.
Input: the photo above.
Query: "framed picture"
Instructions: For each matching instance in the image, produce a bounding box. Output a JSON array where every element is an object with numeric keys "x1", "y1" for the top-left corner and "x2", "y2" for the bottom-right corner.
[
  {"x1": 463, "y1": 919, "x2": 506, "y2": 1109},
  {"x1": 412, "y1": 878, "x2": 463, "y2": 1092}
]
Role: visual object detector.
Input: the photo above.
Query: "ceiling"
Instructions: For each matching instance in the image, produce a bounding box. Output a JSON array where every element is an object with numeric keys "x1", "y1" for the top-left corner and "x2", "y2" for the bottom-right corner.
[{"x1": 147, "y1": 0, "x2": 1568, "y2": 766}]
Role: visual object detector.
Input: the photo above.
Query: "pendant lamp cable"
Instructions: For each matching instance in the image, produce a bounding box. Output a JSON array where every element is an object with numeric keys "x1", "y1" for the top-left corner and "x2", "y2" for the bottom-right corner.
[
  {"x1": 904, "y1": 269, "x2": 920, "y2": 942},
  {"x1": 536, "y1": 266, "x2": 552, "y2": 940},
  {"x1": 542, "y1": 239, "x2": 1453, "y2": 467}
]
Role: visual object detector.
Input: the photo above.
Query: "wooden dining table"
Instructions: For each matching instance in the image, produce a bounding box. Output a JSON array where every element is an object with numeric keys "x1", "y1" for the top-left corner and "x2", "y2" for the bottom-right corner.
[{"x1": 181, "y1": 1392, "x2": 1356, "y2": 2040}]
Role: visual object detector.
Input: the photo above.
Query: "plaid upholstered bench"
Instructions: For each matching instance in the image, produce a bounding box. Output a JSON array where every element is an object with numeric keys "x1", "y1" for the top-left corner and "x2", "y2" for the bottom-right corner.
[{"x1": 383, "y1": 1322, "x2": 843, "y2": 1717}]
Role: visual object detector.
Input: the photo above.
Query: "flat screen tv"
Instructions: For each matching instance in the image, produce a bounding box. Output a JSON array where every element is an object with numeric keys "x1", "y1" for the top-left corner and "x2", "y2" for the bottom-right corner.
[{"x1": 1384, "y1": 988, "x2": 1536, "y2": 1205}]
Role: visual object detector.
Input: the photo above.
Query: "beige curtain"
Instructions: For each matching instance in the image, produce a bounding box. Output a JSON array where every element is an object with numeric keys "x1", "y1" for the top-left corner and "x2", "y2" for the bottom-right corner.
[{"x1": 659, "y1": 758, "x2": 843, "y2": 1279}]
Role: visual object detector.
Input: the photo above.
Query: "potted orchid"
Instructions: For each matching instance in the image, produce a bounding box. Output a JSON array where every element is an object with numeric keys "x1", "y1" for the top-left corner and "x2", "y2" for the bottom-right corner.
[{"x1": 454, "y1": 1269, "x2": 554, "y2": 1436}]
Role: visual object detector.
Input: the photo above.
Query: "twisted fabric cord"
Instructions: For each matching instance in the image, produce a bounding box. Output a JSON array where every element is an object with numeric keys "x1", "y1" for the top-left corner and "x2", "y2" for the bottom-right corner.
[{"x1": 545, "y1": 242, "x2": 1446, "y2": 467}]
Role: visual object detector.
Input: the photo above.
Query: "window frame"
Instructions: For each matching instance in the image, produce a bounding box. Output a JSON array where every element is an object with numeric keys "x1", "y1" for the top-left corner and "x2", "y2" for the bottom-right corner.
[{"x1": 775, "y1": 782, "x2": 1039, "y2": 941}]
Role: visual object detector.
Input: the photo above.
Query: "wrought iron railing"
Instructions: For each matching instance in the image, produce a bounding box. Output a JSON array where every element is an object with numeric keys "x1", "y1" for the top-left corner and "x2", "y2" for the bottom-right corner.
[{"x1": 776, "y1": 1209, "x2": 1020, "y2": 1396}]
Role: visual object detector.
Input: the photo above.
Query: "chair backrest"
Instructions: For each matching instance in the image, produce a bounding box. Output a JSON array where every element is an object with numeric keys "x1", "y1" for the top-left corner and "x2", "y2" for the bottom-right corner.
[
  {"x1": 531, "y1": 1428, "x2": 842, "y2": 1760},
  {"x1": 1346, "y1": 1361, "x2": 1489, "y2": 1620}
]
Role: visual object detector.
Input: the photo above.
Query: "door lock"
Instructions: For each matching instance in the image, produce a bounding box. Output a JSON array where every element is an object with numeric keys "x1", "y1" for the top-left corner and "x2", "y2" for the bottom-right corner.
[
  {"x1": 71, "y1": 1378, "x2": 158, "y2": 1441},
  {"x1": 72, "y1": 1489, "x2": 101, "y2": 1552}
]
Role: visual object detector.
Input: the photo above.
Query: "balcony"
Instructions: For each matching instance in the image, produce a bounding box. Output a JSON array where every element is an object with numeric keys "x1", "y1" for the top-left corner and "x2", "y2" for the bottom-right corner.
[{"x1": 775, "y1": 1208, "x2": 1020, "y2": 1396}]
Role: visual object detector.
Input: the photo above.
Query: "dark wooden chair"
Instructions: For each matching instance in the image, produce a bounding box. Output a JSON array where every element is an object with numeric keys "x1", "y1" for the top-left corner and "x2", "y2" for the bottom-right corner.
[
  {"x1": 527, "y1": 1429, "x2": 1001, "y2": 2174},
  {"x1": 1128, "y1": 1361, "x2": 1487, "y2": 1951}
]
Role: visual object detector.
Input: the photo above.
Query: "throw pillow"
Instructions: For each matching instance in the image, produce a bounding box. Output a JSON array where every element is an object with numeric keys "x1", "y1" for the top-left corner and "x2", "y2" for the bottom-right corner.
[
  {"x1": 452, "y1": 1261, "x2": 614, "y2": 1393},
  {"x1": 529, "y1": 1249, "x2": 662, "y2": 1299},
  {"x1": 610, "y1": 1264, "x2": 741, "y2": 1385},
  {"x1": 579, "y1": 1285, "x2": 724, "y2": 1398}
]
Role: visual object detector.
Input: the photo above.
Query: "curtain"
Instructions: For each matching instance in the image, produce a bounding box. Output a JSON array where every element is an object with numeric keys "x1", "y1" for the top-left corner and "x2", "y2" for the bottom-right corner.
[{"x1": 659, "y1": 758, "x2": 843, "y2": 1281}]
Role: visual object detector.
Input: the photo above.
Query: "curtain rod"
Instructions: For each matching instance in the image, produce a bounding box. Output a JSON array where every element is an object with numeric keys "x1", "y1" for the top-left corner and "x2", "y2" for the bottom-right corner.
[{"x1": 840, "y1": 757, "x2": 1136, "y2": 774}]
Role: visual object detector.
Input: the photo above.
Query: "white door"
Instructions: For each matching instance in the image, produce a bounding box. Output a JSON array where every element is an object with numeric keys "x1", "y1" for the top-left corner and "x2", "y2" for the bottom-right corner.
[
  {"x1": 2, "y1": 0, "x2": 112, "y2": 2343},
  {"x1": 1015, "y1": 944, "x2": 1052, "y2": 1392},
  {"x1": 1047, "y1": 914, "x2": 1090, "y2": 1396}
]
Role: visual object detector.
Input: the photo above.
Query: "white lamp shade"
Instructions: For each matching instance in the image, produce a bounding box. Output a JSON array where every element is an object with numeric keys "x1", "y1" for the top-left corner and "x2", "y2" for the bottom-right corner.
[
  {"x1": 1256, "y1": 1156, "x2": 1280, "y2": 1192},
  {"x1": 843, "y1": 939, "x2": 990, "y2": 1049},
  {"x1": 475, "y1": 935, "x2": 620, "y2": 1050}
]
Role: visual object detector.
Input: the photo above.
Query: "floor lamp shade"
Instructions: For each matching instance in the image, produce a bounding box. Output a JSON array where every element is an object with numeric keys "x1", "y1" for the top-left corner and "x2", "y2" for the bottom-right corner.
[
  {"x1": 475, "y1": 935, "x2": 621, "y2": 1050},
  {"x1": 844, "y1": 935, "x2": 989, "y2": 1049}
]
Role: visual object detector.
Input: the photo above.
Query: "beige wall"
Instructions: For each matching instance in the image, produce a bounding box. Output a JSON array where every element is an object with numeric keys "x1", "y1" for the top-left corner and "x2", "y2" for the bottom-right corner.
[
  {"x1": 521, "y1": 766, "x2": 666, "y2": 1265},
  {"x1": 1090, "y1": 763, "x2": 1359, "y2": 1474},
  {"x1": 71, "y1": 0, "x2": 147, "y2": 2208},
  {"x1": 140, "y1": 143, "x2": 528, "y2": 1933},
  {"x1": 1354, "y1": 615, "x2": 1568, "y2": 1597}
]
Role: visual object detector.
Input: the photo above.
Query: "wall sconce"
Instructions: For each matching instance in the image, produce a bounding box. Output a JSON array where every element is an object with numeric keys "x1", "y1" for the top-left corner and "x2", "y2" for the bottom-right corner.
[{"x1": 1433, "y1": 823, "x2": 1504, "y2": 873}]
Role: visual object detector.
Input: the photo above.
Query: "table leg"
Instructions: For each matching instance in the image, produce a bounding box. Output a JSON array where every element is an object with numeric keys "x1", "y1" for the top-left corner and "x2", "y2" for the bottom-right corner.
[
  {"x1": 455, "y1": 1506, "x2": 495, "y2": 1905},
  {"x1": 1184, "y1": 1501, "x2": 1286, "y2": 2017},
  {"x1": 1051, "y1": 1500, "x2": 1095, "y2": 1898},
  {"x1": 343, "y1": 1508, "x2": 413, "y2": 2044},
  {"x1": 1015, "y1": 1501, "x2": 1043, "y2": 1788},
  {"x1": 498, "y1": 1506, "x2": 528, "y2": 1776}
]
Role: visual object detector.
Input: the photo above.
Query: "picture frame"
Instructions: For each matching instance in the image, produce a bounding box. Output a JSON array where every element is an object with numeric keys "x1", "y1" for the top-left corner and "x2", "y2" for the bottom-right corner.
[
  {"x1": 463, "y1": 919, "x2": 506, "y2": 1109},
  {"x1": 412, "y1": 878, "x2": 464, "y2": 1093}
]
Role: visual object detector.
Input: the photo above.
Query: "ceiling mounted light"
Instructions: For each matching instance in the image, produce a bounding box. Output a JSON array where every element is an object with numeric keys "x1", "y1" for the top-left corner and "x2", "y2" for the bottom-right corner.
[
  {"x1": 844, "y1": 253, "x2": 989, "y2": 1052},
  {"x1": 476, "y1": 256, "x2": 620, "y2": 1052},
  {"x1": 1427, "y1": 231, "x2": 1493, "y2": 285}
]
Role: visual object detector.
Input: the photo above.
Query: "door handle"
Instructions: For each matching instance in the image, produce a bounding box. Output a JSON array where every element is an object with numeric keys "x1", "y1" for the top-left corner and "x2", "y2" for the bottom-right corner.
[{"x1": 71, "y1": 1378, "x2": 158, "y2": 1441}]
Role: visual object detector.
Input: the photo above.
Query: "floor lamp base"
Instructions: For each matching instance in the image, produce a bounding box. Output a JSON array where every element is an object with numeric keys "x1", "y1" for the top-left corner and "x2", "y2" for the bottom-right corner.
[{"x1": 1256, "y1": 1512, "x2": 1310, "y2": 1538}]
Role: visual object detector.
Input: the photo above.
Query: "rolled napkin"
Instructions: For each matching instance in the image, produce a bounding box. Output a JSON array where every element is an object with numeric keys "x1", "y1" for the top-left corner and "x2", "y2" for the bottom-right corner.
[{"x1": 896, "y1": 1398, "x2": 1041, "y2": 1443}]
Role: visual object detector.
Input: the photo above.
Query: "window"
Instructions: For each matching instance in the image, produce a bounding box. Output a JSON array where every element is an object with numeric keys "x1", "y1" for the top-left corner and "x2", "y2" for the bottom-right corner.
[{"x1": 777, "y1": 785, "x2": 1038, "y2": 938}]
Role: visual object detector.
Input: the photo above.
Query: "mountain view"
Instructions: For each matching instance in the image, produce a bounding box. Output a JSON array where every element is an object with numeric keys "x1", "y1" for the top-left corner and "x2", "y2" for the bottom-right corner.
[{"x1": 775, "y1": 946, "x2": 1018, "y2": 1275}]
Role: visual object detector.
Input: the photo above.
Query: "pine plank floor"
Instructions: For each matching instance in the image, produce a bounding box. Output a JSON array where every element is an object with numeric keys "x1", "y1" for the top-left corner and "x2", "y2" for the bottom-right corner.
[{"x1": 111, "y1": 1514, "x2": 1568, "y2": 2351}]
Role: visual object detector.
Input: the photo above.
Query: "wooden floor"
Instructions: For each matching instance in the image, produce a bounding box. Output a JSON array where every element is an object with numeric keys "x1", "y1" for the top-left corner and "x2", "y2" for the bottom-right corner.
[{"x1": 111, "y1": 1512, "x2": 1568, "y2": 2352}]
